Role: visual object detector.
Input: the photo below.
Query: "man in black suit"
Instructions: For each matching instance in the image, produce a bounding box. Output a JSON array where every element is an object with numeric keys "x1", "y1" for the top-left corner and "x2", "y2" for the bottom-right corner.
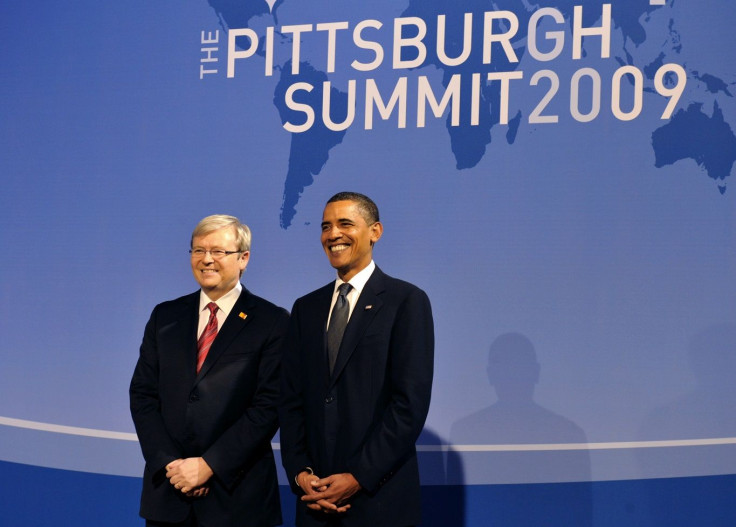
[
  {"x1": 279, "y1": 192, "x2": 434, "y2": 527},
  {"x1": 130, "y1": 214, "x2": 288, "y2": 526}
]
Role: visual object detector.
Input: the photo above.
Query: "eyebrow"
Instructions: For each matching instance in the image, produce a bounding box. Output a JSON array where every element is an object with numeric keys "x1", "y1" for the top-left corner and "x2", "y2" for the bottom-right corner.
[{"x1": 322, "y1": 218, "x2": 356, "y2": 227}]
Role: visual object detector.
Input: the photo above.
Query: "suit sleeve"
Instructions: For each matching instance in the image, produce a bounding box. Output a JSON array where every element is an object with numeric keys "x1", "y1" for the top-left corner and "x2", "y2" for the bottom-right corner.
[
  {"x1": 202, "y1": 308, "x2": 290, "y2": 490},
  {"x1": 129, "y1": 306, "x2": 182, "y2": 480},
  {"x1": 348, "y1": 287, "x2": 434, "y2": 494},
  {"x1": 278, "y1": 298, "x2": 314, "y2": 494}
]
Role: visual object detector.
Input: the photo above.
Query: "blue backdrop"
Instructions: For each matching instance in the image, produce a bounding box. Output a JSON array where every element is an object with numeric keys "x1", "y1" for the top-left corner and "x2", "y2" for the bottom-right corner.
[{"x1": 1, "y1": 1, "x2": 735, "y2": 525}]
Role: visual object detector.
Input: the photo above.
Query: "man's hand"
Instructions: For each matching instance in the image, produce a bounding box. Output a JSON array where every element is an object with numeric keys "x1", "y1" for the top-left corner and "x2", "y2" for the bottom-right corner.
[
  {"x1": 185, "y1": 486, "x2": 210, "y2": 498},
  {"x1": 166, "y1": 457, "x2": 214, "y2": 494},
  {"x1": 301, "y1": 473, "x2": 361, "y2": 512},
  {"x1": 296, "y1": 471, "x2": 351, "y2": 514}
]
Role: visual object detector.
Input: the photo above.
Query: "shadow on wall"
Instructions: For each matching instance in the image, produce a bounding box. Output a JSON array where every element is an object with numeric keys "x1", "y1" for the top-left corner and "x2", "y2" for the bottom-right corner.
[
  {"x1": 447, "y1": 332, "x2": 593, "y2": 526},
  {"x1": 639, "y1": 322, "x2": 736, "y2": 443},
  {"x1": 637, "y1": 322, "x2": 736, "y2": 523}
]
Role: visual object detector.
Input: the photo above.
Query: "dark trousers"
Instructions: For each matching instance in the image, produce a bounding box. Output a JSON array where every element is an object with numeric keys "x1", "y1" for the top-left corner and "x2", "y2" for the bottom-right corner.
[
  {"x1": 325, "y1": 521, "x2": 414, "y2": 527},
  {"x1": 145, "y1": 512, "x2": 198, "y2": 527}
]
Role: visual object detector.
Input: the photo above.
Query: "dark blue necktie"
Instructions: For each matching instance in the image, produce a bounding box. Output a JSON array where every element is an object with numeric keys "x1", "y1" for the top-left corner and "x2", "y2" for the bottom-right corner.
[{"x1": 327, "y1": 283, "x2": 352, "y2": 373}]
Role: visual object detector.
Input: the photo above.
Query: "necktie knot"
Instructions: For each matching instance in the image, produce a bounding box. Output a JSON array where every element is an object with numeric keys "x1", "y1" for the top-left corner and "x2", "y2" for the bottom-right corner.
[
  {"x1": 206, "y1": 302, "x2": 218, "y2": 315},
  {"x1": 337, "y1": 283, "x2": 352, "y2": 299}
]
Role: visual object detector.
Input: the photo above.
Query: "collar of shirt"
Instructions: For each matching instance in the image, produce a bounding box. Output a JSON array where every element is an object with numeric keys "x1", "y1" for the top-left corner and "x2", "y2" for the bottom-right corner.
[
  {"x1": 197, "y1": 282, "x2": 242, "y2": 337},
  {"x1": 329, "y1": 260, "x2": 375, "y2": 325}
]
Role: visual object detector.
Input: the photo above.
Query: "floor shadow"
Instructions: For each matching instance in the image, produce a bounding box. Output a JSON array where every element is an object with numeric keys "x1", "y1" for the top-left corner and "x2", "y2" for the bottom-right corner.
[{"x1": 418, "y1": 427, "x2": 465, "y2": 527}]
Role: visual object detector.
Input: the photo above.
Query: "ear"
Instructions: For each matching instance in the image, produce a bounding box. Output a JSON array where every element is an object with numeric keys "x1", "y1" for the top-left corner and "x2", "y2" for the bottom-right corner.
[
  {"x1": 369, "y1": 221, "x2": 383, "y2": 244},
  {"x1": 486, "y1": 365, "x2": 496, "y2": 386},
  {"x1": 239, "y1": 251, "x2": 250, "y2": 274}
]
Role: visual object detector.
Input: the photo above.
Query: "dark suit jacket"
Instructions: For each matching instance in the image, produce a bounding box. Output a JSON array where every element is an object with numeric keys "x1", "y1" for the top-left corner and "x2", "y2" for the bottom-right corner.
[
  {"x1": 279, "y1": 267, "x2": 434, "y2": 527},
  {"x1": 130, "y1": 286, "x2": 288, "y2": 526}
]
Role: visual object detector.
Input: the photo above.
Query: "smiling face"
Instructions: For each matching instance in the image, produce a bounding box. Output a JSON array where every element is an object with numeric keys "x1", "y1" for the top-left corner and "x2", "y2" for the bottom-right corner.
[
  {"x1": 190, "y1": 226, "x2": 249, "y2": 300},
  {"x1": 321, "y1": 200, "x2": 383, "y2": 281}
]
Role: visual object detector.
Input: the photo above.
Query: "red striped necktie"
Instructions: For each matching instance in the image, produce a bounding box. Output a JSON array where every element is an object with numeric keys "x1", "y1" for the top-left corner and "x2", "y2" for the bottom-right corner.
[{"x1": 196, "y1": 302, "x2": 219, "y2": 373}]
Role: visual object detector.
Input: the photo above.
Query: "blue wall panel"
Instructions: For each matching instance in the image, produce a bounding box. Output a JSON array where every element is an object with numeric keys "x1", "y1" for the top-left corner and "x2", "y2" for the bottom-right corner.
[
  {"x1": 3, "y1": 462, "x2": 735, "y2": 526},
  {"x1": 1, "y1": 0, "x2": 734, "y2": 524}
]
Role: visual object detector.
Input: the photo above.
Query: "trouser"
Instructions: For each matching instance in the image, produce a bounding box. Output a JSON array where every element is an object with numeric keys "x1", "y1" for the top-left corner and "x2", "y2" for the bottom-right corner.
[{"x1": 146, "y1": 511, "x2": 198, "y2": 527}]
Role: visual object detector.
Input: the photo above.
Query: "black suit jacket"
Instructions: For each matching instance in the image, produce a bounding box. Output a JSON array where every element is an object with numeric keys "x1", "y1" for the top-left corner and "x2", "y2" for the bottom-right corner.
[
  {"x1": 279, "y1": 267, "x2": 434, "y2": 527},
  {"x1": 130, "y1": 286, "x2": 288, "y2": 526}
]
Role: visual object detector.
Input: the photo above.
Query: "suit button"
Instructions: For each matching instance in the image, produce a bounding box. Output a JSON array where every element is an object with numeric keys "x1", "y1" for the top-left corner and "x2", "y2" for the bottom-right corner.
[
  {"x1": 324, "y1": 396, "x2": 334, "y2": 404},
  {"x1": 189, "y1": 392, "x2": 199, "y2": 402}
]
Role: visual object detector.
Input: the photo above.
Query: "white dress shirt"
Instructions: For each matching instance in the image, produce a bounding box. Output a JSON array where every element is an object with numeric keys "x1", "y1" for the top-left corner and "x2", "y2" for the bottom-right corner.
[
  {"x1": 197, "y1": 282, "x2": 242, "y2": 338},
  {"x1": 326, "y1": 260, "x2": 375, "y2": 329}
]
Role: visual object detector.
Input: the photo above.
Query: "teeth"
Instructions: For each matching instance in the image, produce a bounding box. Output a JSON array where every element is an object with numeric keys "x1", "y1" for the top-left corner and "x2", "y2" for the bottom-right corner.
[{"x1": 330, "y1": 244, "x2": 349, "y2": 252}]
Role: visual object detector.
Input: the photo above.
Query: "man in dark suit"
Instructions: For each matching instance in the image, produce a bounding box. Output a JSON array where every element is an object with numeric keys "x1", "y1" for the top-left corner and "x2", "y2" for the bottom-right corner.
[
  {"x1": 279, "y1": 192, "x2": 434, "y2": 527},
  {"x1": 130, "y1": 214, "x2": 288, "y2": 526}
]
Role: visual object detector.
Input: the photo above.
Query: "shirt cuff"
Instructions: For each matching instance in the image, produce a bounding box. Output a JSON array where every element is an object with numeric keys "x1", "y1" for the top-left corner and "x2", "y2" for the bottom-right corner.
[{"x1": 295, "y1": 466, "x2": 314, "y2": 490}]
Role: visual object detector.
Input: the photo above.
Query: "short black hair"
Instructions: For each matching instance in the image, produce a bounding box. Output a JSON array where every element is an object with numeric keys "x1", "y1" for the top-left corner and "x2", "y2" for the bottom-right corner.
[{"x1": 326, "y1": 192, "x2": 380, "y2": 224}]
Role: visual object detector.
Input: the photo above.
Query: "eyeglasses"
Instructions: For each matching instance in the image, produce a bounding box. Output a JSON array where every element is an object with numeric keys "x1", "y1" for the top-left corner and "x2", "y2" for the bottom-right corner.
[{"x1": 189, "y1": 248, "x2": 242, "y2": 260}]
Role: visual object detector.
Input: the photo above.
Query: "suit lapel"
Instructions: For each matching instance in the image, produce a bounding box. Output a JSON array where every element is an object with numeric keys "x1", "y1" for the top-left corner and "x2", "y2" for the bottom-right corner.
[
  {"x1": 310, "y1": 284, "x2": 333, "y2": 387},
  {"x1": 194, "y1": 287, "x2": 255, "y2": 383},
  {"x1": 329, "y1": 268, "x2": 385, "y2": 385},
  {"x1": 168, "y1": 292, "x2": 200, "y2": 386}
]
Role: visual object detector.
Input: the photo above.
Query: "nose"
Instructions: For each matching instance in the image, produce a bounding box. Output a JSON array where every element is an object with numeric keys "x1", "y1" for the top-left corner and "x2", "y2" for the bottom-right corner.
[
  {"x1": 325, "y1": 225, "x2": 342, "y2": 240},
  {"x1": 201, "y1": 250, "x2": 215, "y2": 263}
]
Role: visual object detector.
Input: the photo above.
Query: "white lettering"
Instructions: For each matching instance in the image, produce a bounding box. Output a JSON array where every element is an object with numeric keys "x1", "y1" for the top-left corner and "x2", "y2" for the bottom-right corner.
[
  {"x1": 437, "y1": 13, "x2": 473, "y2": 67},
  {"x1": 483, "y1": 11, "x2": 520, "y2": 64},
  {"x1": 572, "y1": 4, "x2": 611, "y2": 60},
  {"x1": 323, "y1": 80, "x2": 356, "y2": 131},
  {"x1": 487, "y1": 71, "x2": 523, "y2": 124},
  {"x1": 417, "y1": 74, "x2": 461, "y2": 127},
  {"x1": 282, "y1": 24, "x2": 314, "y2": 74},
  {"x1": 227, "y1": 28, "x2": 258, "y2": 78},
  {"x1": 528, "y1": 8, "x2": 565, "y2": 62},
  {"x1": 352, "y1": 20, "x2": 384, "y2": 72},
  {"x1": 365, "y1": 77, "x2": 408, "y2": 129},
  {"x1": 317, "y1": 21, "x2": 350, "y2": 73},
  {"x1": 283, "y1": 82, "x2": 315, "y2": 133},
  {"x1": 393, "y1": 17, "x2": 427, "y2": 69},
  {"x1": 570, "y1": 67, "x2": 601, "y2": 122}
]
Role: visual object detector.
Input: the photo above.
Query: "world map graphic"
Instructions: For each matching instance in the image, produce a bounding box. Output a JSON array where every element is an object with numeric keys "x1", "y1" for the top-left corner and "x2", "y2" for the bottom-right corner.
[{"x1": 206, "y1": 0, "x2": 735, "y2": 227}]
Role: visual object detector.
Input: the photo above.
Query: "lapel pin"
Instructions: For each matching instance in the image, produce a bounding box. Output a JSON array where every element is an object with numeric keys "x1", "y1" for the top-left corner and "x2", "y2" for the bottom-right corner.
[
  {"x1": 365, "y1": 305, "x2": 372, "y2": 310},
  {"x1": 239, "y1": 312, "x2": 247, "y2": 319}
]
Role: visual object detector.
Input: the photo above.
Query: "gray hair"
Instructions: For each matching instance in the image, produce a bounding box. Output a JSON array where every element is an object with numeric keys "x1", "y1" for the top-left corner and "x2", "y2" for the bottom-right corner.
[{"x1": 191, "y1": 215, "x2": 251, "y2": 252}]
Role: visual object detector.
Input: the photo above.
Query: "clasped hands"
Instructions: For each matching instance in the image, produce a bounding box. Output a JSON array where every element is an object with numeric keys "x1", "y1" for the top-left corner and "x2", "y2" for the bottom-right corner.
[
  {"x1": 166, "y1": 457, "x2": 214, "y2": 498},
  {"x1": 297, "y1": 471, "x2": 361, "y2": 514}
]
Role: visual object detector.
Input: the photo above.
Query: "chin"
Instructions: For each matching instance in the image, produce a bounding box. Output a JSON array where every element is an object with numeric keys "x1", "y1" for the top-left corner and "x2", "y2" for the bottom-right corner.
[{"x1": 330, "y1": 259, "x2": 348, "y2": 270}]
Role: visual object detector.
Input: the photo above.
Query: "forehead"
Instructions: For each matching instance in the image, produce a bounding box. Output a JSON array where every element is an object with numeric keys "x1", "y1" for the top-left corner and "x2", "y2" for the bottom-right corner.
[
  {"x1": 322, "y1": 200, "x2": 366, "y2": 224},
  {"x1": 192, "y1": 226, "x2": 237, "y2": 245}
]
